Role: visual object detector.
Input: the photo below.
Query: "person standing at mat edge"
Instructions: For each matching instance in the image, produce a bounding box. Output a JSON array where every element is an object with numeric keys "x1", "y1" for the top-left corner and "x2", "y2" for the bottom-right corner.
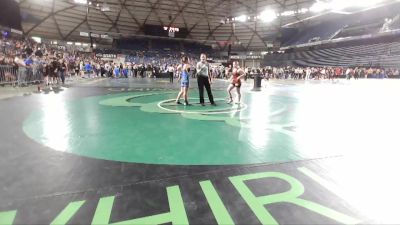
[
  {"x1": 167, "y1": 64, "x2": 174, "y2": 83},
  {"x1": 196, "y1": 53, "x2": 216, "y2": 106},
  {"x1": 175, "y1": 56, "x2": 191, "y2": 106},
  {"x1": 227, "y1": 61, "x2": 245, "y2": 104}
]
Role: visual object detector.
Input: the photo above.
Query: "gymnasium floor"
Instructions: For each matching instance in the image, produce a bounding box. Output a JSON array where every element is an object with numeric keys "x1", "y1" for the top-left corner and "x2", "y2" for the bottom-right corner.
[{"x1": 1, "y1": 78, "x2": 399, "y2": 224}]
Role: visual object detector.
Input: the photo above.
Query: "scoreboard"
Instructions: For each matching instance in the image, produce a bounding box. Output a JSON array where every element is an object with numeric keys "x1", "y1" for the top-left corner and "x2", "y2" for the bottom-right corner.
[
  {"x1": 163, "y1": 26, "x2": 179, "y2": 37},
  {"x1": 143, "y1": 24, "x2": 189, "y2": 38}
]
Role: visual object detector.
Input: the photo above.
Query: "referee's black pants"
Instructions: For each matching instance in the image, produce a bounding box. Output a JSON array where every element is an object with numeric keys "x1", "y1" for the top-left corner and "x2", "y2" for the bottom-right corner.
[{"x1": 197, "y1": 75, "x2": 214, "y2": 104}]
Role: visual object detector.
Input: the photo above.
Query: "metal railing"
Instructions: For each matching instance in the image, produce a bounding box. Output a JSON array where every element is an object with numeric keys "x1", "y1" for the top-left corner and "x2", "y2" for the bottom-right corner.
[
  {"x1": 0, "y1": 65, "x2": 18, "y2": 86},
  {"x1": 0, "y1": 65, "x2": 43, "y2": 86}
]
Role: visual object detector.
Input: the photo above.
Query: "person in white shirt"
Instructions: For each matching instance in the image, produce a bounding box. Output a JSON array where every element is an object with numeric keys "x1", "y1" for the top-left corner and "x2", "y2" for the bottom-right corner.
[
  {"x1": 167, "y1": 65, "x2": 175, "y2": 83},
  {"x1": 15, "y1": 54, "x2": 27, "y2": 86},
  {"x1": 79, "y1": 61, "x2": 84, "y2": 77},
  {"x1": 321, "y1": 68, "x2": 326, "y2": 79},
  {"x1": 196, "y1": 53, "x2": 215, "y2": 106},
  {"x1": 345, "y1": 68, "x2": 351, "y2": 80},
  {"x1": 306, "y1": 67, "x2": 311, "y2": 80}
]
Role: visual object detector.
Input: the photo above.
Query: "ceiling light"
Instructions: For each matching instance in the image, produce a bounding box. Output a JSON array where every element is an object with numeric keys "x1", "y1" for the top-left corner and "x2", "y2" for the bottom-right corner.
[
  {"x1": 101, "y1": 2, "x2": 111, "y2": 12},
  {"x1": 281, "y1": 10, "x2": 295, "y2": 16},
  {"x1": 31, "y1": 36, "x2": 41, "y2": 43},
  {"x1": 235, "y1": 15, "x2": 247, "y2": 22},
  {"x1": 310, "y1": 0, "x2": 384, "y2": 13},
  {"x1": 259, "y1": 9, "x2": 277, "y2": 22},
  {"x1": 298, "y1": 8, "x2": 309, "y2": 13},
  {"x1": 74, "y1": 0, "x2": 87, "y2": 4}
]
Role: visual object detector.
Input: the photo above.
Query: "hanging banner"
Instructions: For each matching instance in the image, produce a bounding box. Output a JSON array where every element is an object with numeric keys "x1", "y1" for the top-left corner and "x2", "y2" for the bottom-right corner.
[{"x1": 95, "y1": 53, "x2": 117, "y2": 59}]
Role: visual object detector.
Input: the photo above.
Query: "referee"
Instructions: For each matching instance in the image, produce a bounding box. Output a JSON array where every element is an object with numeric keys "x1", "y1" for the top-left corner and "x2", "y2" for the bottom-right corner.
[
  {"x1": 196, "y1": 53, "x2": 216, "y2": 106},
  {"x1": 167, "y1": 64, "x2": 174, "y2": 83}
]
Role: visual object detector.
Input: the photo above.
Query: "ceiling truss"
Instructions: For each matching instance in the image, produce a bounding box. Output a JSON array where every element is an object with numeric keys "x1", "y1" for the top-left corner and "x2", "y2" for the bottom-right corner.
[{"x1": 19, "y1": 0, "x2": 315, "y2": 50}]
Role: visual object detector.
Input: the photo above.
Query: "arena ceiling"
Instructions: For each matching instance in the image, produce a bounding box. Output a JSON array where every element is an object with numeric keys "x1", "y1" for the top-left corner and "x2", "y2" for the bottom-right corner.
[{"x1": 18, "y1": 0, "x2": 316, "y2": 50}]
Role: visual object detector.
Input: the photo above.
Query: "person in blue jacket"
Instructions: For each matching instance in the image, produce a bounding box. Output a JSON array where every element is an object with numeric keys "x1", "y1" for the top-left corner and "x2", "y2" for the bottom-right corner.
[
  {"x1": 123, "y1": 66, "x2": 128, "y2": 78},
  {"x1": 85, "y1": 61, "x2": 92, "y2": 78},
  {"x1": 113, "y1": 65, "x2": 120, "y2": 78}
]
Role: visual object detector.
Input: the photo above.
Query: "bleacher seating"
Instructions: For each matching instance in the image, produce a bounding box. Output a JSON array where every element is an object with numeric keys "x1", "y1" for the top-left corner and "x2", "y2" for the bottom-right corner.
[
  {"x1": 334, "y1": 19, "x2": 383, "y2": 39},
  {"x1": 282, "y1": 4, "x2": 400, "y2": 46},
  {"x1": 284, "y1": 21, "x2": 346, "y2": 46},
  {"x1": 263, "y1": 40, "x2": 400, "y2": 68},
  {"x1": 113, "y1": 38, "x2": 215, "y2": 65},
  {"x1": 151, "y1": 39, "x2": 180, "y2": 52},
  {"x1": 183, "y1": 42, "x2": 212, "y2": 54},
  {"x1": 116, "y1": 38, "x2": 149, "y2": 51}
]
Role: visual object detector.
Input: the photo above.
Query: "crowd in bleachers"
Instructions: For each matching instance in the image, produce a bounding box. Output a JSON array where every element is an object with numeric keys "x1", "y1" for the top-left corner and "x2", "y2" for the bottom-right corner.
[
  {"x1": 124, "y1": 51, "x2": 197, "y2": 69},
  {"x1": 0, "y1": 36, "x2": 206, "y2": 86},
  {"x1": 259, "y1": 66, "x2": 400, "y2": 80},
  {"x1": 0, "y1": 36, "x2": 101, "y2": 86},
  {"x1": 2, "y1": 35, "x2": 400, "y2": 88}
]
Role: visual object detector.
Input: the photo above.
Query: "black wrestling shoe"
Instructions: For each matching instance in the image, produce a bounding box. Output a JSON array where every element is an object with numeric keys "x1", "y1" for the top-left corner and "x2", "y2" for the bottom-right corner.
[{"x1": 176, "y1": 101, "x2": 182, "y2": 105}]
